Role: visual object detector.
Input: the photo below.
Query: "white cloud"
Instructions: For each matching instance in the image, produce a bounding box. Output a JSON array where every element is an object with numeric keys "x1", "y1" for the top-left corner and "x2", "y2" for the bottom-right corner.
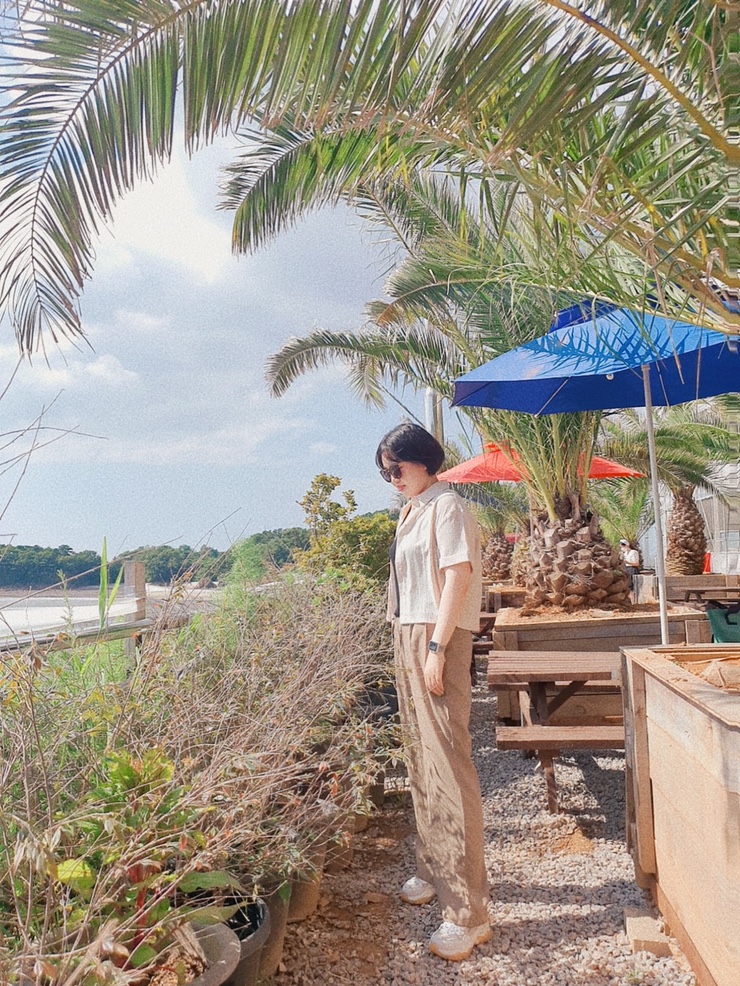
[
  {"x1": 101, "y1": 149, "x2": 234, "y2": 284},
  {"x1": 32, "y1": 412, "x2": 312, "y2": 466},
  {"x1": 84, "y1": 354, "x2": 139, "y2": 385},
  {"x1": 13, "y1": 353, "x2": 139, "y2": 393},
  {"x1": 309, "y1": 442, "x2": 337, "y2": 456},
  {"x1": 113, "y1": 309, "x2": 170, "y2": 334}
]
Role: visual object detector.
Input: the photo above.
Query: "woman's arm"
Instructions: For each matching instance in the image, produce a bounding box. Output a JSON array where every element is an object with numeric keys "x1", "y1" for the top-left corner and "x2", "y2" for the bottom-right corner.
[{"x1": 424, "y1": 561, "x2": 472, "y2": 696}]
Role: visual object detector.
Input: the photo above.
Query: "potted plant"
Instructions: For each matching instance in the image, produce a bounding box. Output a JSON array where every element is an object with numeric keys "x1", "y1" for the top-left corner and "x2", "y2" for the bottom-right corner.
[{"x1": 53, "y1": 749, "x2": 243, "y2": 985}]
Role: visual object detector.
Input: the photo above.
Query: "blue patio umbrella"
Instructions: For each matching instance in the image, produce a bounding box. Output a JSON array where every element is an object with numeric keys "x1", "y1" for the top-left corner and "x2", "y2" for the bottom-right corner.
[{"x1": 453, "y1": 304, "x2": 740, "y2": 643}]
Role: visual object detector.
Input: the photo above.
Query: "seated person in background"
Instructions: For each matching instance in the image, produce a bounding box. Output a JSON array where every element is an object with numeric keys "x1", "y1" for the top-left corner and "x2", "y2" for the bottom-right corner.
[{"x1": 619, "y1": 539, "x2": 641, "y2": 589}]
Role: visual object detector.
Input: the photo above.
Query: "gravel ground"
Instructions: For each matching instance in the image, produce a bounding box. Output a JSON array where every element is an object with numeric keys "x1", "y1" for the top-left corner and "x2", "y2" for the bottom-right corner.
[{"x1": 276, "y1": 678, "x2": 697, "y2": 986}]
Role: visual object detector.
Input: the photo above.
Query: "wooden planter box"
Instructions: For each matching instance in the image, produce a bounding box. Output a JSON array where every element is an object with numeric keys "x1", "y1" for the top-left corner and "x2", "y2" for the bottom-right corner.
[
  {"x1": 491, "y1": 608, "x2": 709, "y2": 723},
  {"x1": 492, "y1": 606, "x2": 706, "y2": 652},
  {"x1": 622, "y1": 644, "x2": 740, "y2": 986}
]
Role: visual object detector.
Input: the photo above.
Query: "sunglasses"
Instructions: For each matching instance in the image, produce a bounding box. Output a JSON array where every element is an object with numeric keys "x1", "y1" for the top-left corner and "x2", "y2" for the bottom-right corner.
[{"x1": 379, "y1": 462, "x2": 403, "y2": 483}]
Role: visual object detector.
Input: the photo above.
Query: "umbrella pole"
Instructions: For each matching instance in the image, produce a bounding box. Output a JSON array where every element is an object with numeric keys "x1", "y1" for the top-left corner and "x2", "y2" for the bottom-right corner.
[{"x1": 642, "y1": 365, "x2": 669, "y2": 645}]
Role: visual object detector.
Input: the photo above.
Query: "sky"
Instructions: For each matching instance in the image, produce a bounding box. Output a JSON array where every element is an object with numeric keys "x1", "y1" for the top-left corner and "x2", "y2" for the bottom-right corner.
[{"x1": 0, "y1": 136, "x2": 456, "y2": 555}]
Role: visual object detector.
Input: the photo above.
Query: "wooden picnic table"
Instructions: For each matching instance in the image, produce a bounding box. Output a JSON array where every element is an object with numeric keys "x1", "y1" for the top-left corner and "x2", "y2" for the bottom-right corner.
[
  {"x1": 478, "y1": 612, "x2": 497, "y2": 636},
  {"x1": 684, "y1": 586, "x2": 740, "y2": 605},
  {"x1": 487, "y1": 650, "x2": 624, "y2": 812},
  {"x1": 483, "y1": 584, "x2": 527, "y2": 613}
]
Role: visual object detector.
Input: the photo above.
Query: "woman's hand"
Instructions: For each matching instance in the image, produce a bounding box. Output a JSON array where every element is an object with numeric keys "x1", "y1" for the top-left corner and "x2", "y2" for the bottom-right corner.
[
  {"x1": 424, "y1": 651, "x2": 446, "y2": 696},
  {"x1": 425, "y1": 562, "x2": 472, "y2": 696}
]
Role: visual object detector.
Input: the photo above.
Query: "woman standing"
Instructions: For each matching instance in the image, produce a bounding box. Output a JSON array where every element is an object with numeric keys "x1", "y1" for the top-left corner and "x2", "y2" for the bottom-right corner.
[{"x1": 377, "y1": 422, "x2": 490, "y2": 961}]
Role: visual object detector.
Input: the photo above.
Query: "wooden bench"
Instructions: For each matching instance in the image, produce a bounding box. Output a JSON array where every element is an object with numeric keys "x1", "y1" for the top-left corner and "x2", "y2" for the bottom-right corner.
[{"x1": 496, "y1": 724, "x2": 625, "y2": 752}]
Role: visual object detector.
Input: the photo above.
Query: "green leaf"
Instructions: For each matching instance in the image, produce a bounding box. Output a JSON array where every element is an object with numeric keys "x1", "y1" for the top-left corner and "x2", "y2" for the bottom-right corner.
[
  {"x1": 178, "y1": 870, "x2": 242, "y2": 893},
  {"x1": 177, "y1": 903, "x2": 242, "y2": 925},
  {"x1": 57, "y1": 858, "x2": 97, "y2": 894},
  {"x1": 129, "y1": 943, "x2": 159, "y2": 968}
]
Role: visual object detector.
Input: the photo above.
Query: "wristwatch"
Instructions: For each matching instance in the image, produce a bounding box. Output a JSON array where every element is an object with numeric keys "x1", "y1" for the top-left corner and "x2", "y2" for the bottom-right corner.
[{"x1": 428, "y1": 640, "x2": 444, "y2": 654}]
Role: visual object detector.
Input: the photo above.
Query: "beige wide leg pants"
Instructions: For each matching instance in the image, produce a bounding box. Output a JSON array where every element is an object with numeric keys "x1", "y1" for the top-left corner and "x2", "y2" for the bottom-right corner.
[{"x1": 393, "y1": 621, "x2": 489, "y2": 927}]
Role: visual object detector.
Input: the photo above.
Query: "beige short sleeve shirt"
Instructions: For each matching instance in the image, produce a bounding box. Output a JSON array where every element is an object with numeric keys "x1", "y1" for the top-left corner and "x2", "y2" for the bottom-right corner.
[{"x1": 387, "y1": 481, "x2": 482, "y2": 631}]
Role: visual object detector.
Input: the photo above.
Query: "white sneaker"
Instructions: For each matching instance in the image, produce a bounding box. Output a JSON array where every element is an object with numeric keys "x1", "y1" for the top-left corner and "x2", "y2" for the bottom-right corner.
[
  {"x1": 399, "y1": 875, "x2": 436, "y2": 905},
  {"x1": 428, "y1": 920, "x2": 492, "y2": 961}
]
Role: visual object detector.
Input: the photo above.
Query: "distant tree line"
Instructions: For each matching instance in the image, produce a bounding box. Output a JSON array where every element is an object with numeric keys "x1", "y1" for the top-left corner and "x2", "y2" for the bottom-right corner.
[
  {"x1": 0, "y1": 545, "x2": 102, "y2": 589},
  {"x1": 0, "y1": 530, "x2": 312, "y2": 589}
]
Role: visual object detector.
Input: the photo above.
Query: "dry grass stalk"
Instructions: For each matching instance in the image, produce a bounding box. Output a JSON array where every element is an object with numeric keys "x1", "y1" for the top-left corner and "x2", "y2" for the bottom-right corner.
[{"x1": 0, "y1": 576, "x2": 397, "y2": 984}]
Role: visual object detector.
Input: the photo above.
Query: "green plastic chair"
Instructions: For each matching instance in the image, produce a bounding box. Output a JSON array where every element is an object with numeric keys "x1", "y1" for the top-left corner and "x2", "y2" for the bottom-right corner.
[{"x1": 706, "y1": 604, "x2": 740, "y2": 643}]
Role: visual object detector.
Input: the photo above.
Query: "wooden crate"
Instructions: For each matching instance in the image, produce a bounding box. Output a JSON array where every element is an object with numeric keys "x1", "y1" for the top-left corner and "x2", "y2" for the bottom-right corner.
[
  {"x1": 484, "y1": 585, "x2": 527, "y2": 613},
  {"x1": 622, "y1": 645, "x2": 740, "y2": 986}
]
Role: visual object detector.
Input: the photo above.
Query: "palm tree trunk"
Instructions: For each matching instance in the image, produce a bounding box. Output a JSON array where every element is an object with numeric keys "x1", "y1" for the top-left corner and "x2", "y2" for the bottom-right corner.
[
  {"x1": 666, "y1": 487, "x2": 707, "y2": 576},
  {"x1": 482, "y1": 530, "x2": 513, "y2": 581},
  {"x1": 526, "y1": 498, "x2": 631, "y2": 609}
]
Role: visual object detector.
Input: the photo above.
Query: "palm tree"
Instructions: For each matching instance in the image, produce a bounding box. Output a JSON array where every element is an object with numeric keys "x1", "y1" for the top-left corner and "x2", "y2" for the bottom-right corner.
[
  {"x1": 257, "y1": 146, "x2": 740, "y2": 603},
  {"x1": 665, "y1": 487, "x2": 708, "y2": 576},
  {"x1": 250, "y1": 165, "x2": 631, "y2": 606},
  {"x1": 588, "y1": 478, "x2": 652, "y2": 557},
  {"x1": 458, "y1": 483, "x2": 529, "y2": 582},
  {"x1": 0, "y1": 0, "x2": 737, "y2": 353},
  {"x1": 597, "y1": 400, "x2": 739, "y2": 575},
  {"x1": 0, "y1": 0, "x2": 736, "y2": 605}
]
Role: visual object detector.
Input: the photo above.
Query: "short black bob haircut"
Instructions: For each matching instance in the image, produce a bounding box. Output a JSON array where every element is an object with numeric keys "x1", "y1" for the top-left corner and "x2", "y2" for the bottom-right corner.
[{"x1": 375, "y1": 423, "x2": 445, "y2": 475}]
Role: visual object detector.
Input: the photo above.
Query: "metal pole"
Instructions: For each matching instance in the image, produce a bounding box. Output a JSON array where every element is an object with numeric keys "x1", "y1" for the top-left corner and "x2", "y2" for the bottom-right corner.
[
  {"x1": 424, "y1": 388, "x2": 435, "y2": 435},
  {"x1": 433, "y1": 393, "x2": 444, "y2": 445},
  {"x1": 642, "y1": 365, "x2": 669, "y2": 645},
  {"x1": 424, "y1": 387, "x2": 444, "y2": 444}
]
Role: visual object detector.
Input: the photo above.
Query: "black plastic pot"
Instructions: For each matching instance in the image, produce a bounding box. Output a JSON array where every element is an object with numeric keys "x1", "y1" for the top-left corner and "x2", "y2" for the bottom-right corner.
[
  {"x1": 360, "y1": 681, "x2": 399, "y2": 722},
  {"x1": 223, "y1": 899, "x2": 271, "y2": 986}
]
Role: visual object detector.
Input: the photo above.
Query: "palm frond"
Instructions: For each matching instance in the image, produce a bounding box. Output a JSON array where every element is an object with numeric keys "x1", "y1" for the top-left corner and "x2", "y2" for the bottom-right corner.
[
  {"x1": 265, "y1": 321, "x2": 465, "y2": 406},
  {"x1": 2, "y1": 0, "x2": 735, "y2": 347}
]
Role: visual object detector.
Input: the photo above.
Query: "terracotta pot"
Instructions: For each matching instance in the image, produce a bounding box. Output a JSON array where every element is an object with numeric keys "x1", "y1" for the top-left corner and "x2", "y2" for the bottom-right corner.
[
  {"x1": 288, "y1": 840, "x2": 326, "y2": 923},
  {"x1": 223, "y1": 899, "x2": 271, "y2": 986},
  {"x1": 190, "y1": 923, "x2": 242, "y2": 986},
  {"x1": 324, "y1": 814, "x2": 355, "y2": 873}
]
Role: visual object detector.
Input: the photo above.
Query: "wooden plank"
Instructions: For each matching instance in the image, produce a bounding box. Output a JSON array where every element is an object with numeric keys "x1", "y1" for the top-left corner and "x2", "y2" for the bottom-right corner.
[
  {"x1": 492, "y1": 608, "x2": 703, "y2": 652},
  {"x1": 495, "y1": 724, "x2": 625, "y2": 751},
  {"x1": 625, "y1": 646, "x2": 740, "y2": 734},
  {"x1": 653, "y1": 882, "x2": 721, "y2": 986},
  {"x1": 624, "y1": 907, "x2": 672, "y2": 957},
  {"x1": 649, "y1": 725, "x2": 740, "y2": 986},
  {"x1": 652, "y1": 644, "x2": 740, "y2": 663},
  {"x1": 491, "y1": 627, "x2": 519, "y2": 649},
  {"x1": 685, "y1": 619, "x2": 712, "y2": 644},
  {"x1": 622, "y1": 655, "x2": 657, "y2": 877},
  {"x1": 0, "y1": 618, "x2": 155, "y2": 656},
  {"x1": 487, "y1": 650, "x2": 620, "y2": 685},
  {"x1": 496, "y1": 688, "x2": 623, "y2": 725}
]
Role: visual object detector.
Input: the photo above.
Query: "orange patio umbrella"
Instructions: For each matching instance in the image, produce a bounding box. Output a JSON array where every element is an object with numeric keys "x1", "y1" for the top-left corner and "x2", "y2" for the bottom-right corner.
[{"x1": 438, "y1": 443, "x2": 644, "y2": 484}]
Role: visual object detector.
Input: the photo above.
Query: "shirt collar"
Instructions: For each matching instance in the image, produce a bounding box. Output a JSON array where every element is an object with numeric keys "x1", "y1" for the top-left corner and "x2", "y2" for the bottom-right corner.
[{"x1": 408, "y1": 479, "x2": 449, "y2": 507}]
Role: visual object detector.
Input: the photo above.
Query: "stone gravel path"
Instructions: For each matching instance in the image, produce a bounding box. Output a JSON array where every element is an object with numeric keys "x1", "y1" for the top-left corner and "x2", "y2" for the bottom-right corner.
[{"x1": 276, "y1": 681, "x2": 697, "y2": 986}]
